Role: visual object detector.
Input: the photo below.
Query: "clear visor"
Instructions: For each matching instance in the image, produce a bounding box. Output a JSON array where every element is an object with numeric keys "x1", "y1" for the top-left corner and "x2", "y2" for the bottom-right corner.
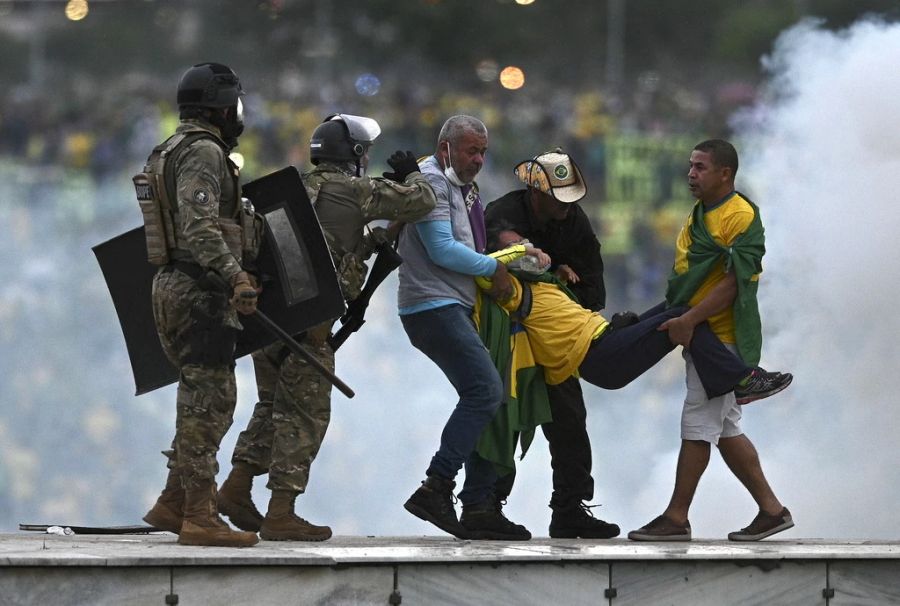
[
  {"x1": 331, "y1": 113, "x2": 381, "y2": 143},
  {"x1": 235, "y1": 98, "x2": 244, "y2": 125}
]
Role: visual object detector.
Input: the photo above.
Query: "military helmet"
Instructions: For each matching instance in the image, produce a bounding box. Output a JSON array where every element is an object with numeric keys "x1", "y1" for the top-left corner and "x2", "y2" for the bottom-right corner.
[
  {"x1": 176, "y1": 62, "x2": 243, "y2": 109},
  {"x1": 309, "y1": 114, "x2": 381, "y2": 165}
]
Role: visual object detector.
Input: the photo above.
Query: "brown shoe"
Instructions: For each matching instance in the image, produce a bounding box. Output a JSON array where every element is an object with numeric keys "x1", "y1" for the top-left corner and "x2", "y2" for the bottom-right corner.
[
  {"x1": 143, "y1": 498, "x2": 183, "y2": 534},
  {"x1": 178, "y1": 518, "x2": 258, "y2": 547},
  {"x1": 259, "y1": 490, "x2": 332, "y2": 542},
  {"x1": 143, "y1": 468, "x2": 184, "y2": 534},
  {"x1": 728, "y1": 507, "x2": 793, "y2": 541},
  {"x1": 177, "y1": 483, "x2": 258, "y2": 547},
  {"x1": 628, "y1": 515, "x2": 691, "y2": 541},
  {"x1": 259, "y1": 514, "x2": 332, "y2": 542},
  {"x1": 217, "y1": 463, "x2": 264, "y2": 532}
]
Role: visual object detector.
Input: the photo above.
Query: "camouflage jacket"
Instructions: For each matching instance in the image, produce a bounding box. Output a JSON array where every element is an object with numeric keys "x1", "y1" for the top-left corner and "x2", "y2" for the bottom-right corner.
[
  {"x1": 170, "y1": 120, "x2": 244, "y2": 283},
  {"x1": 302, "y1": 162, "x2": 435, "y2": 300}
]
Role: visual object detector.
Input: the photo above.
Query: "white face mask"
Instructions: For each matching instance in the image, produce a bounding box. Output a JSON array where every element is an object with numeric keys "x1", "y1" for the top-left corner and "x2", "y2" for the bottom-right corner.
[{"x1": 443, "y1": 142, "x2": 466, "y2": 187}]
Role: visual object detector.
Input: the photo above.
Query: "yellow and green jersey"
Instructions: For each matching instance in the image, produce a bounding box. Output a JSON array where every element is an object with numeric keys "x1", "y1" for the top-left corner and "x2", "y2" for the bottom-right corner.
[
  {"x1": 668, "y1": 191, "x2": 765, "y2": 365},
  {"x1": 476, "y1": 245, "x2": 607, "y2": 385}
]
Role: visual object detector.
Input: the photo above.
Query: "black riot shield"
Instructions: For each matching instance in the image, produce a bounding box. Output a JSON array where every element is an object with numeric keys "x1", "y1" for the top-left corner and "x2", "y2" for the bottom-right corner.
[{"x1": 93, "y1": 166, "x2": 345, "y2": 395}]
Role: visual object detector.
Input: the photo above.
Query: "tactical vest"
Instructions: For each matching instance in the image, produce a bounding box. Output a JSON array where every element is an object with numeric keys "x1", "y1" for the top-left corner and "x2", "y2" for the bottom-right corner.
[
  {"x1": 303, "y1": 166, "x2": 368, "y2": 300},
  {"x1": 133, "y1": 127, "x2": 260, "y2": 266}
]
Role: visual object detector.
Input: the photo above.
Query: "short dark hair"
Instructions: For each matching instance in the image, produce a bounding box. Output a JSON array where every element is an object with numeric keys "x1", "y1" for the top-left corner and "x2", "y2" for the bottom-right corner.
[
  {"x1": 486, "y1": 219, "x2": 519, "y2": 253},
  {"x1": 694, "y1": 139, "x2": 738, "y2": 177}
]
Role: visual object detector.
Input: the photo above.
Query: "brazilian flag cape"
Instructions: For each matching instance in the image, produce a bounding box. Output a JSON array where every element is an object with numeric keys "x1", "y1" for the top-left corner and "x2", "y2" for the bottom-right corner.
[
  {"x1": 474, "y1": 271, "x2": 569, "y2": 477},
  {"x1": 665, "y1": 194, "x2": 766, "y2": 366}
]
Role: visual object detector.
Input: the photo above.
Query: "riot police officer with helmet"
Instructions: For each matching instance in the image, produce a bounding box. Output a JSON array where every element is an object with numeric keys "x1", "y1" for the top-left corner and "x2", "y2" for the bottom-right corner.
[
  {"x1": 216, "y1": 114, "x2": 436, "y2": 541},
  {"x1": 141, "y1": 62, "x2": 261, "y2": 547}
]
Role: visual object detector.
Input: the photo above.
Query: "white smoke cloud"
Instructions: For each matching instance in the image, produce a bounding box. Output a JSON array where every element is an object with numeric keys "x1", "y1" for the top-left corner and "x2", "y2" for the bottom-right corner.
[{"x1": 730, "y1": 17, "x2": 900, "y2": 539}]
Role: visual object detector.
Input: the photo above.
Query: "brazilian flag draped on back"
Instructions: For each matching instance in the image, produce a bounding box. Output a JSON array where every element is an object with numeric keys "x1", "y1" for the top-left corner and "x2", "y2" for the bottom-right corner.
[
  {"x1": 474, "y1": 284, "x2": 552, "y2": 478},
  {"x1": 665, "y1": 194, "x2": 766, "y2": 366}
]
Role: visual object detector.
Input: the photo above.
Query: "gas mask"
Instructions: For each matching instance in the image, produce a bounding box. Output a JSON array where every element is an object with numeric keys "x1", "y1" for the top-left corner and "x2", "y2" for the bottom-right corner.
[{"x1": 217, "y1": 98, "x2": 244, "y2": 149}]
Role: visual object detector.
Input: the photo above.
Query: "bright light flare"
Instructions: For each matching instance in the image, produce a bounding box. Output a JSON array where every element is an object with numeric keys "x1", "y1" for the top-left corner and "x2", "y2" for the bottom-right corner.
[
  {"x1": 499, "y1": 66, "x2": 525, "y2": 90},
  {"x1": 229, "y1": 152, "x2": 245, "y2": 170},
  {"x1": 476, "y1": 59, "x2": 499, "y2": 83},
  {"x1": 65, "y1": 0, "x2": 89, "y2": 21}
]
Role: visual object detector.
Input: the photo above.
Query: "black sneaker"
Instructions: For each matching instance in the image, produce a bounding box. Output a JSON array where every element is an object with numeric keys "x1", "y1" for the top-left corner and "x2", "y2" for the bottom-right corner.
[
  {"x1": 728, "y1": 507, "x2": 794, "y2": 541},
  {"x1": 735, "y1": 368, "x2": 793, "y2": 405},
  {"x1": 549, "y1": 503, "x2": 620, "y2": 539},
  {"x1": 404, "y1": 476, "x2": 469, "y2": 539},
  {"x1": 460, "y1": 499, "x2": 531, "y2": 541}
]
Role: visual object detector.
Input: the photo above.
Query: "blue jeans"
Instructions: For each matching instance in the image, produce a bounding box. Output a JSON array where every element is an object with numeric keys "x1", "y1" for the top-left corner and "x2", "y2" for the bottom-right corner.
[{"x1": 401, "y1": 304, "x2": 503, "y2": 506}]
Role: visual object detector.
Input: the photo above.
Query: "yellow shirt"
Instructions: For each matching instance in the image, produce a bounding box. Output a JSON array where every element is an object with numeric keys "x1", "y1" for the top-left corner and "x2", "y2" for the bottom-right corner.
[
  {"x1": 476, "y1": 246, "x2": 607, "y2": 384},
  {"x1": 672, "y1": 192, "x2": 757, "y2": 342}
]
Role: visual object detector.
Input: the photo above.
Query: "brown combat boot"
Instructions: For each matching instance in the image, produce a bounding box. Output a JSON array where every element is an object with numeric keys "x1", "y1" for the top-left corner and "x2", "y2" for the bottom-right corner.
[
  {"x1": 178, "y1": 482, "x2": 259, "y2": 547},
  {"x1": 217, "y1": 462, "x2": 264, "y2": 532},
  {"x1": 143, "y1": 468, "x2": 184, "y2": 534},
  {"x1": 259, "y1": 490, "x2": 332, "y2": 542}
]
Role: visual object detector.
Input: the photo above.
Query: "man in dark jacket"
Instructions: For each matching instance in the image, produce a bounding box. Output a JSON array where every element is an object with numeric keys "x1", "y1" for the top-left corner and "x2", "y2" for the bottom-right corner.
[{"x1": 484, "y1": 148, "x2": 619, "y2": 539}]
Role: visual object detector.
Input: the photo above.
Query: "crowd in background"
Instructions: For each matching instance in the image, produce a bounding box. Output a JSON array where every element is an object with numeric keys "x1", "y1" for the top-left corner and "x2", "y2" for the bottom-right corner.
[{"x1": 0, "y1": 64, "x2": 758, "y2": 301}]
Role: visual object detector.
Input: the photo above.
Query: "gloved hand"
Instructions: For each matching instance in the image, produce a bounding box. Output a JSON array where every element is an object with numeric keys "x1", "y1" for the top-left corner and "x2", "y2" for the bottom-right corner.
[
  {"x1": 382, "y1": 150, "x2": 419, "y2": 182},
  {"x1": 230, "y1": 271, "x2": 258, "y2": 315},
  {"x1": 609, "y1": 311, "x2": 639, "y2": 330}
]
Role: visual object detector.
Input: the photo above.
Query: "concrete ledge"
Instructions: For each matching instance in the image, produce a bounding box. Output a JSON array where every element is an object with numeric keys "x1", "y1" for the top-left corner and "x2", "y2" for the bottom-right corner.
[
  {"x1": 0, "y1": 533, "x2": 897, "y2": 567},
  {"x1": 1, "y1": 534, "x2": 898, "y2": 605}
]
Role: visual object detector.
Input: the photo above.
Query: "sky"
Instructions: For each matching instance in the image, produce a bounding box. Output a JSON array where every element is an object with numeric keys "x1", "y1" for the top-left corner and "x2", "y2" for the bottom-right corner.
[{"x1": 4, "y1": 17, "x2": 898, "y2": 542}]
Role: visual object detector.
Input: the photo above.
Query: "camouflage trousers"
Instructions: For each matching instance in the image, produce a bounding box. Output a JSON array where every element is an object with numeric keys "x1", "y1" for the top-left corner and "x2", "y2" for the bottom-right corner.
[
  {"x1": 230, "y1": 322, "x2": 334, "y2": 493},
  {"x1": 152, "y1": 267, "x2": 241, "y2": 489}
]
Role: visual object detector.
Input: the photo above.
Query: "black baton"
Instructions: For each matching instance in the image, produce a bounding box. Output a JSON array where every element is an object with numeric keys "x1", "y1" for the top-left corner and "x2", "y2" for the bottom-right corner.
[
  {"x1": 204, "y1": 270, "x2": 356, "y2": 399},
  {"x1": 249, "y1": 309, "x2": 355, "y2": 399}
]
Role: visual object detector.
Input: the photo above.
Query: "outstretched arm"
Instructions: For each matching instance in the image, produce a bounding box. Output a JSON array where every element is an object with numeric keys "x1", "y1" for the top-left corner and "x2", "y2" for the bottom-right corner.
[
  {"x1": 416, "y1": 220, "x2": 513, "y2": 301},
  {"x1": 474, "y1": 244, "x2": 550, "y2": 288},
  {"x1": 487, "y1": 243, "x2": 551, "y2": 268}
]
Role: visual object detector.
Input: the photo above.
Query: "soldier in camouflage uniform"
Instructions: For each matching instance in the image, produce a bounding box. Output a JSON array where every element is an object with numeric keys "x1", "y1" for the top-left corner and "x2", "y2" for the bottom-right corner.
[
  {"x1": 141, "y1": 63, "x2": 260, "y2": 548},
  {"x1": 217, "y1": 114, "x2": 436, "y2": 541}
]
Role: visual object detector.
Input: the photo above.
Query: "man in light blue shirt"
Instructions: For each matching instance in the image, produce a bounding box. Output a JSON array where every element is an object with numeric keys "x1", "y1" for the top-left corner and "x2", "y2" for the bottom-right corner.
[{"x1": 398, "y1": 115, "x2": 530, "y2": 540}]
